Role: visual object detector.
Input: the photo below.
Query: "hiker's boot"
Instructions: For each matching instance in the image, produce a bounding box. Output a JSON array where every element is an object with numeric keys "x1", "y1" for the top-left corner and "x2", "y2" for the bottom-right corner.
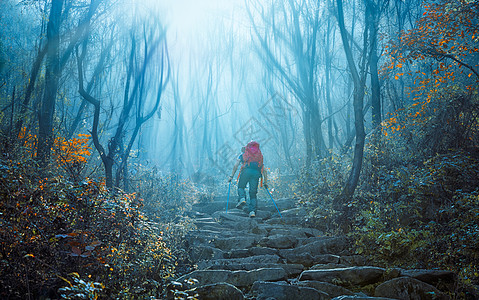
[
  {"x1": 236, "y1": 198, "x2": 246, "y2": 209},
  {"x1": 249, "y1": 211, "x2": 256, "y2": 218}
]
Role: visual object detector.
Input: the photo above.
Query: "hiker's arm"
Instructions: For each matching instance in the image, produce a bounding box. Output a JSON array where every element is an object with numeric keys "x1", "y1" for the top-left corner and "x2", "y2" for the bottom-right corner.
[
  {"x1": 262, "y1": 167, "x2": 268, "y2": 185},
  {"x1": 228, "y1": 159, "x2": 241, "y2": 182}
]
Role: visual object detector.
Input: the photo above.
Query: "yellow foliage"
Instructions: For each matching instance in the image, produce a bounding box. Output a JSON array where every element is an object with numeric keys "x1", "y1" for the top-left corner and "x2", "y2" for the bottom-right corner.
[{"x1": 17, "y1": 127, "x2": 92, "y2": 169}]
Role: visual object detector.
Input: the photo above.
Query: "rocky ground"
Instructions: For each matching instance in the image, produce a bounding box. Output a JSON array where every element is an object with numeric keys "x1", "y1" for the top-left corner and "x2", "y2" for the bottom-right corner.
[{"x1": 168, "y1": 196, "x2": 456, "y2": 299}]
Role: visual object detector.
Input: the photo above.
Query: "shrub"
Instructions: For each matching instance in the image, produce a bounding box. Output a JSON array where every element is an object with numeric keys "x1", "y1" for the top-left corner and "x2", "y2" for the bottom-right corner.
[
  {"x1": 0, "y1": 156, "x2": 191, "y2": 299},
  {"x1": 351, "y1": 148, "x2": 479, "y2": 288},
  {"x1": 291, "y1": 153, "x2": 349, "y2": 232}
]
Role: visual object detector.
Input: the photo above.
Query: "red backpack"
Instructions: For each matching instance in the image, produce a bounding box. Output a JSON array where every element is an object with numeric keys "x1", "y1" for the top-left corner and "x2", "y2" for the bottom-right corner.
[{"x1": 243, "y1": 141, "x2": 263, "y2": 171}]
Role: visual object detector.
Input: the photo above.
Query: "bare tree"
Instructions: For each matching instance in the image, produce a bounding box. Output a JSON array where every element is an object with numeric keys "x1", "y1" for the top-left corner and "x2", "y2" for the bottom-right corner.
[
  {"x1": 367, "y1": 0, "x2": 385, "y2": 130},
  {"x1": 115, "y1": 38, "x2": 170, "y2": 190},
  {"x1": 335, "y1": 0, "x2": 369, "y2": 199},
  {"x1": 36, "y1": 0, "x2": 64, "y2": 166},
  {"x1": 78, "y1": 16, "x2": 168, "y2": 189},
  {"x1": 247, "y1": 0, "x2": 326, "y2": 167}
]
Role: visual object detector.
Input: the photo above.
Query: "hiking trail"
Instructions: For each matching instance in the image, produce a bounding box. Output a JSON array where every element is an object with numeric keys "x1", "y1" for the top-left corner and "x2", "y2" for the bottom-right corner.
[{"x1": 168, "y1": 196, "x2": 456, "y2": 299}]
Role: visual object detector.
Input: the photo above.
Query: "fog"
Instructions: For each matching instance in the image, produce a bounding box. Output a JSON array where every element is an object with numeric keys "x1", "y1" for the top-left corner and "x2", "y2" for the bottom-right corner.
[
  {"x1": 137, "y1": 0, "x2": 306, "y2": 176},
  {"x1": 0, "y1": 0, "x2": 423, "y2": 188}
]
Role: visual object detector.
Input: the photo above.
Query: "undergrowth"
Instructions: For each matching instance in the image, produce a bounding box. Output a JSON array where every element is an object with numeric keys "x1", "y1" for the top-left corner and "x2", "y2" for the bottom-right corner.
[
  {"x1": 353, "y1": 149, "x2": 479, "y2": 286},
  {"x1": 295, "y1": 89, "x2": 479, "y2": 296},
  {"x1": 0, "y1": 155, "x2": 195, "y2": 299}
]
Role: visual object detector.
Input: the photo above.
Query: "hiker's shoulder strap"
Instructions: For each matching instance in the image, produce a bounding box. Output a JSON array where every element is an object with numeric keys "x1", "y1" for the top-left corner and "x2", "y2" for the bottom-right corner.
[{"x1": 237, "y1": 161, "x2": 246, "y2": 181}]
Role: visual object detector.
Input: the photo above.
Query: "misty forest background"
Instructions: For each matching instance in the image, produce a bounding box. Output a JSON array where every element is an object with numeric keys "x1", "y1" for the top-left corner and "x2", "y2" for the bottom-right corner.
[{"x1": 0, "y1": 0, "x2": 478, "y2": 298}]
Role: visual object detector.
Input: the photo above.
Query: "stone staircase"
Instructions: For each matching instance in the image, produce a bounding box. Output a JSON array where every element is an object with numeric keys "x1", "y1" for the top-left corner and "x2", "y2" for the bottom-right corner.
[{"x1": 168, "y1": 196, "x2": 456, "y2": 299}]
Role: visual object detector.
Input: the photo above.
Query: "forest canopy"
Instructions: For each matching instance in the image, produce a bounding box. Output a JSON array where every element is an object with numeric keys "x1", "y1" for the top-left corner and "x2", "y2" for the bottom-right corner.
[{"x1": 0, "y1": 0, "x2": 478, "y2": 298}]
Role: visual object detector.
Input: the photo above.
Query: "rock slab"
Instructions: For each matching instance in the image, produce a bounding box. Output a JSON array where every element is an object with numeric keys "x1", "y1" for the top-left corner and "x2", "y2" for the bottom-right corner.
[
  {"x1": 178, "y1": 268, "x2": 287, "y2": 287},
  {"x1": 375, "y1": 277, "x2": 450, "y2": 300},
  {"x1": 299, "y1": 267, "x2": 385, "y2": 286},
  {"x1": 193, "y1": 282, "x2": 244, "y2": 300},
  {"x1": 250, "y1": 281, "x2": 329, "y2": 300}
]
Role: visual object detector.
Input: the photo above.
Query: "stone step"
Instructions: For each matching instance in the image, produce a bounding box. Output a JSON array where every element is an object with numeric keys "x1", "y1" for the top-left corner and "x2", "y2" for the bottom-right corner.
[
  {"x1": 264, "y1": 215, "x2": 303, "y2": 225},
  {"x1": 299, "y1": 267, "x2": 386, "y2": 287},
  {"x1": 330, "y1": 296, "x2": 395, "y2": 300},
  {"x1": 177, "y1": 268, "x2": 287, "y2": 288},
  {"x1": 226, "y1": 247, "x2": 279, "y2": 258},
  {"x1": 277, "y1": 252, "x2": 331, "y2": 268},
  {"x1": 217, "y1": 220, "x2": 273, "y2": 235},
  {"x1": 174, "y1": 190, "x2": 463, "y2": 300},
  {"x1": 206, "y1": 263, "x2": 305, "y2": 277},
  {"x1": 185, "y1": 234, "x2": 216, "y2": 247},
  {"x1": 193, "y1": 282, "x2": 244, "y2": 300},
  {"x1": 250, "y1": 281, "x2": 329, "y2": 300},
  {"x1": 296, "y1": 280, "x2": 355, "y2": 298},
  {"x1": 398, "y1": 268, "x2": 456, "y2": 288},
  {"x1": 213, "y1": 211, "x2": 258, "y2": 223},
  {"x1": 194, "y1": 221, "x2": 223, "y2": 228},
  {"x1": 213, "y1": 210, "x2": 273, "y2": 222},
  {"x1": 296, "y1": 236, "x2": 335, "y2": 247},
  {"x1": 279, "y1": 237, "x2": 348, "y2": 263},
  {"x1": 185, "y1": 210, "x2": 208, "y2": 219},
  {"x1": 196, "y1": 254, "x2": 283, "y2": 269},
  {"x1": 189, "y1": 245, "x2": 225, "y2": 262},
  {"x1": 166, "y1": 281, "x2": 244, "y2": 300},
  {"x1": 188, "y1": 229, "x2": 223, "y2": 236},
  {"x1": 199, "y1": 225, "x2": 237, "y2": 232},
  {"x1": 192, "y1": 198, "x2": 297, "y2": 215},
  {"x1": 194, "y1": 217, "x2": 216, "y2": 222},
  {"x1": 267, "y1": 227, "x2": 323, "y2": 238},
  {"x1": 259, "y1": 234, "x2": 299, "y2": 249},
  {"x1": 209, "y1": 195, "x2": 297, "y2": 207},
  {"x1": 375, "y1": 277, "x2": 450, "y2": 299},
  {"x1": 213, "y1": 235, "x2": 261, "y2": 251}
]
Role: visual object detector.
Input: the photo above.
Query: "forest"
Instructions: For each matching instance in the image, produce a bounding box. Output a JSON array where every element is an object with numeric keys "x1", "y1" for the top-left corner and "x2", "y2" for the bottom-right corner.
[{"x1": 0, "y1": 0, "x2": 478, "y2": 299}]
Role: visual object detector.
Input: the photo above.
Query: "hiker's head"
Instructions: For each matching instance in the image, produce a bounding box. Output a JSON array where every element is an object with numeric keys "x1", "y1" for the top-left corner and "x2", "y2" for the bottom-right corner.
[{"x1": 247, "y1": 141, "x2": 259, "y2": 148}]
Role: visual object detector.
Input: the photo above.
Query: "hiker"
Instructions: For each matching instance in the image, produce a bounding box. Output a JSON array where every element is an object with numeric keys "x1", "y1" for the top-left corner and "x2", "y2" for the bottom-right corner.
[{"x1": 228, "y1": 141, "x2": 268, "y2": 217}]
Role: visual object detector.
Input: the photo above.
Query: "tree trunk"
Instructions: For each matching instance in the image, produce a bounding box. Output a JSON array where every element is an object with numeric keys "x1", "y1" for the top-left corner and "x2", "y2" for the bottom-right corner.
[
  {"x1": 13, "y1": 46, "x2": 48, "y2": 140},
  {"x1": 368, "y1": 0, "x2": 381, "y2": 129},
  {"x1": 325, "y1": 17, "x2": 334, "y2": 149},
  {"x1": 311, "y1": 103, "x2": 326, "y2": 159},
  {"x1": 37, "y1": 0, "x2": 64, "y2": 166},
  {"x1": 104, "y1": 158, "x2": 114, "y2": 189},
  {"x1": 303, "y1": 108, "x2": 312, "y2": 168},
  {"x1": 341, "y1": 88, "x2": 366, "y2": 197},
  {"x1": 336, "y1": 0, "x2": 366, "y2": 199}
]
